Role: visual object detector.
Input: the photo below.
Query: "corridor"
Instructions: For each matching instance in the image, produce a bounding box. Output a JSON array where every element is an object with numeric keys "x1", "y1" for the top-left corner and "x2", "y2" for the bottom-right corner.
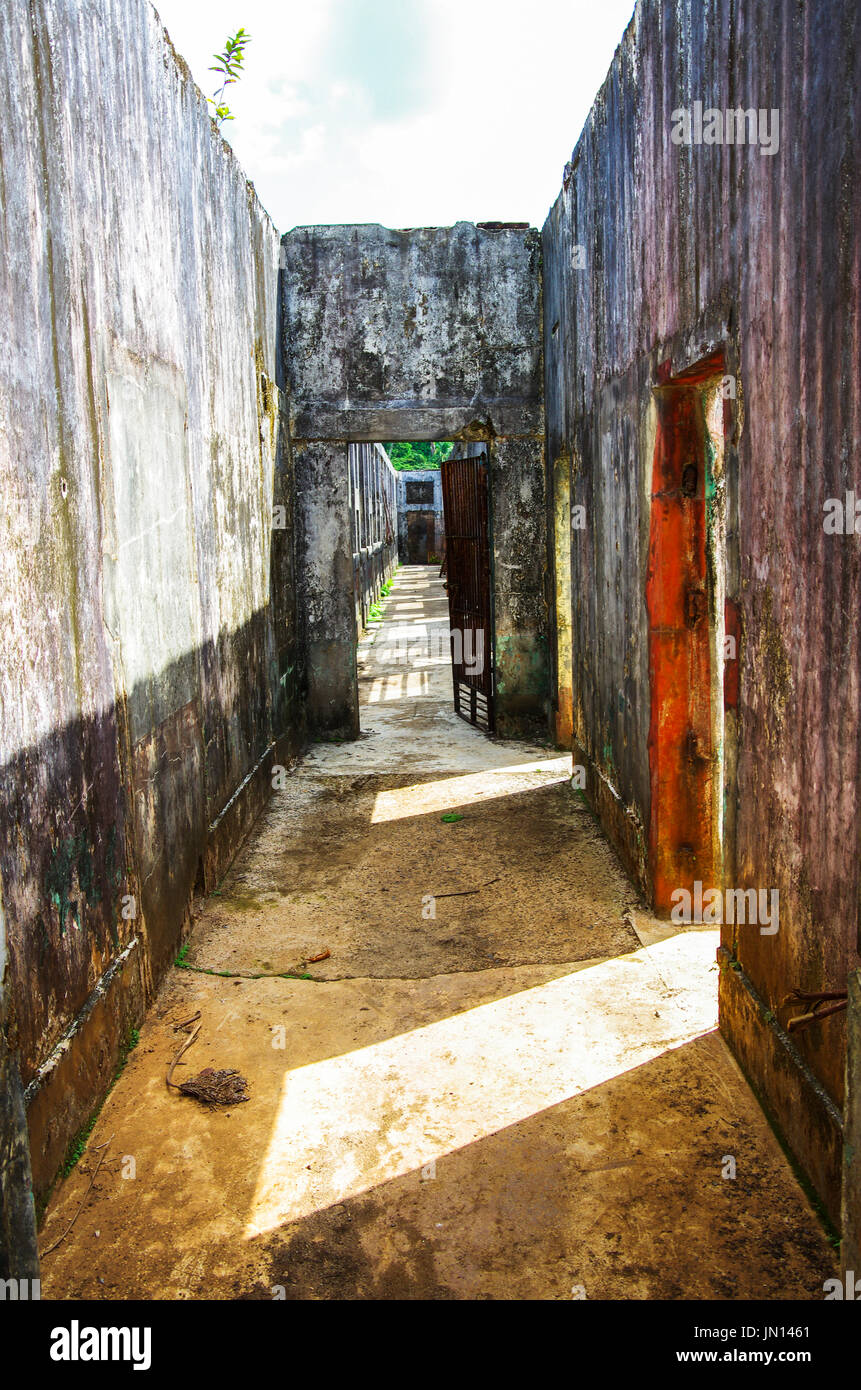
[{"x1": 39, "y1": 567, "x2": 836, "y2": 1300}]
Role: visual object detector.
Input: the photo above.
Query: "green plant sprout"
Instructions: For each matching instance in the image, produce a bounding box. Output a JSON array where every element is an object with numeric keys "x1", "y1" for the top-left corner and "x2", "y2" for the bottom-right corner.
[{"x1": 208, "y1": 28, "x2": 251, "y2": 129}]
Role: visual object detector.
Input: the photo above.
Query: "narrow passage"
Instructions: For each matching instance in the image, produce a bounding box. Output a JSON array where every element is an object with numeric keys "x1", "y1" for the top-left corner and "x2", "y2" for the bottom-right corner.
[{"x1": 41, "y1": 567, "x2": 835, "y2": 1299}]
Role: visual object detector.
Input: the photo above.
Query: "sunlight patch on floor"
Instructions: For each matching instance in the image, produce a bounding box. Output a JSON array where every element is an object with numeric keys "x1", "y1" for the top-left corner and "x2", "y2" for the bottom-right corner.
[
  {"x1": 365, "y1": 670, "x2": 435, "y2": 702},
  {"x1": 369, "y1": 756, "x2": 573, "y2": 820},
  {"x1": 245, "y1": 929, "x2": 719, "y2": 1236}
]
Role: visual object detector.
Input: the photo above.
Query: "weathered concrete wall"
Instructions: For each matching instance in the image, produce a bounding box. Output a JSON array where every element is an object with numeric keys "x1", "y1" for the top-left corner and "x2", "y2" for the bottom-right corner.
[
  {"x1": 281, "y1": 222, "x2": 543, "y2": 442},
  {"x1": 451, "y1": 439, "x2": 550, "y2": 736},
  {"x1": 281, "y1": 222, "x2": 550, "y2": 734},
  {"x1": 0, "y1": 0, "x2": 301, "y2": 1201},
  {"x1": 0, "y1": 1040, "x2": 39, "y2": 1282},
  {"x1": 294, "y1": 444, "x2": 358, "y2": 737},
  {"x1": 351, "y1": 443, "x2": 398, "y2": 631},
  {"x1": 488, "y1": 438, "x2": 550, "y2": 734},
  {"x1": 542, "y1": 0, "x2": 860, "y2": 1223},
  {"x1": 843, "y1": 971, "x2": 861, "y2": 1281}
]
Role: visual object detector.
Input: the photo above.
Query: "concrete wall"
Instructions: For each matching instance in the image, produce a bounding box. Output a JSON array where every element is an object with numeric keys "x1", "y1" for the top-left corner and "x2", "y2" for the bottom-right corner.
[
  {"x1": 0, "y1": 0, "x2": 301, "y2": 1200},
  {"x1": 350, "y1": 443, "x2": 398, "y2": 632},
  {"x1": 542, "y1": 0, "x2": 860, "y2": 1224},
  {"x1": 281, "y1": 222, "x2": 549, "y2": 735},
  {"x1": 843, "y1": 971, "x2": 861, "y2": 1281},
  {"x1": 451, "y1": 438, "x2": 550, "y2": 736}
]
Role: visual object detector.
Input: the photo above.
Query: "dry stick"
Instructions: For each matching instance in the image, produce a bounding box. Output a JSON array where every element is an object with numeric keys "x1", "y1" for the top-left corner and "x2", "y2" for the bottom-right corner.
[
  {"x1": 166, "y1": 1023, "x2": 201, "y2": 1089},
  {"x1": 432, "y1": 876, "x2": 500, "y2": 899},
  {"x1": 173, "y1": 1010, "x2": 202, "y2": 1031},
  {"x1": 41, "y1": 1136, "x2": 114, "y2": 1257}
]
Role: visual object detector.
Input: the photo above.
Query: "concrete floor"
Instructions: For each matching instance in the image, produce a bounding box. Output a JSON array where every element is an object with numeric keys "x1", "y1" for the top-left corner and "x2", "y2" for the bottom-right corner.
[{"x1": 40, "y1": 566, "x2": 836, "y2": 1300}]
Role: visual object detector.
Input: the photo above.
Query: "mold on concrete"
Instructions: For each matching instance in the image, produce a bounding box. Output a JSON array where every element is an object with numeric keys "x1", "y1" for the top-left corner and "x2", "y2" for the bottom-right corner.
[
  {"x1": 0, "y1": 0, "x2": 301, "y2": 1202},
  {"x1": 541, "y1": 0, "x2": 860, "y2": 1226}
]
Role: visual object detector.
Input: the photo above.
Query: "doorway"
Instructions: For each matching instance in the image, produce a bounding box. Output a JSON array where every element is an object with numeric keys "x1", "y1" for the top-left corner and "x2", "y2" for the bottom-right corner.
[
  {"x1": 646, "y1": 352, "x2": 731, "y2": 910},
  {"x1": 440, "y1": 452, "x2": 495, "y2": 733}
]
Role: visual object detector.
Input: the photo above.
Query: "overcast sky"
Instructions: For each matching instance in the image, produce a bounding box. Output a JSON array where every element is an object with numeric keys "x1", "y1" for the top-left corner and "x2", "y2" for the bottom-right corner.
[{"x1": 152, "y1": 0, "x2": 636, "y2": 232}]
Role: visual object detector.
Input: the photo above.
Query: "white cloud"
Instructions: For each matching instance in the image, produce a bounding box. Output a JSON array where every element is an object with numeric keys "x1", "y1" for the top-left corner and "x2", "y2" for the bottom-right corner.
[{"x1": 152, "y1": 0, "x2": 636, "y2": 230}]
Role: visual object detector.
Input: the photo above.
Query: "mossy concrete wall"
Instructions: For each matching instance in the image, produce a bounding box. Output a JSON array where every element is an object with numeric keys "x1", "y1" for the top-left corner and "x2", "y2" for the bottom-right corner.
[
  {"x1": 542, "y1": 0, "x2": 860, "y2": 1225},
  {"x1": 843, "y1": 972, "x2": 861, "y2": 1280},
  {"x1": 0, "y1": 0, "x2": 302, "y2": 1201}
]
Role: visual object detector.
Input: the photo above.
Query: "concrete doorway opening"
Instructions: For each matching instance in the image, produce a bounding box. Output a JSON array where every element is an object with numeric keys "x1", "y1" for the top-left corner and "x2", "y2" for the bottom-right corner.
[
  {"x1": 646, "y1": 352, "x2": 736, "y2": 911},
  {"x1": 439, "y1": 451, "x2": 495, "y2": 733},
  {"x1": 356, "y1": 439, "x2": 497, "y2": 744},
  {"x1": 285, "y1": 222, "x2": 549, "y2": 746},
  {"x1": 388, "y1": 442, "x2": 451, "y2": 566}
]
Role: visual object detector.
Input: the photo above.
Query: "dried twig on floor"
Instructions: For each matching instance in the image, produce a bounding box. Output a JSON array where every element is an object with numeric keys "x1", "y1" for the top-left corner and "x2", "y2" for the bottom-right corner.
[
  {"x1": 166, "y1": 1023, "x2": 202, "y2": 1088},
  {"x1": 165, "y1": 1021, "x2": 249, "y2": 1108},
  {"x1": 41, "y1": 1136, "x2": 114, "y2": 1257},
  {"x1": 173, "y1": 1010, "x2": 202, "y2": 1031},
  {"x1": 432, "y1": 876, "x2": 500, "y2": 899},
  {"x1": 307, "y1": 949, "x2": 331, "y2": 963}
]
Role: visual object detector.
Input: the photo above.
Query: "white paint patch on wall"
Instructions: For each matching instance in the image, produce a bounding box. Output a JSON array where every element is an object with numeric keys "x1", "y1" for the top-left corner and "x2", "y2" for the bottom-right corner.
[{"x1": 103, "y1": 358, "x2": 200, "y2": 711}]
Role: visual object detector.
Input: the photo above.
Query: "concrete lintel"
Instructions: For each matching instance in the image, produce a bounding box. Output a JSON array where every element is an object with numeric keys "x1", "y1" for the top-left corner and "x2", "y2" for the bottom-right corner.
[{"x1": 291, "y1": 403, "x2": 544, "y2": 444}]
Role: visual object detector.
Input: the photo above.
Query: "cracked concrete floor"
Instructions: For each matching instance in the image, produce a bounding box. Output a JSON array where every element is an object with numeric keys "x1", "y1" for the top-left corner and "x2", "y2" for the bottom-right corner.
[{"x1": 40, "y1": 566, "x2": 836, "y2": 1300}]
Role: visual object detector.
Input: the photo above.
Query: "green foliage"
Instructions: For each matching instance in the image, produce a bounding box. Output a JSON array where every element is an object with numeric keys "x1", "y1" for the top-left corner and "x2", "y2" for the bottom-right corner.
[
  {"x1": 385, "y1": 442, "x2": 454, "y2": 470},
  {"x1": 174, "y1": 940, "x2": 191, "y2": 968},
  {"x1": 441, "y1": 812, "x2": 464, "y2": 823},
  {"x1": 113, "y1": 1026, "x2": 140, "y2": 1082},
  {"x1": 58, "y1": 1024, "x2": 141, "y2": 1181},
  {"x1": 61, "y1": 1115, "x2": 99, "y2": 1179},
  {"x1": 208, "y1": 28, "x2": 251, "y2": 129}
]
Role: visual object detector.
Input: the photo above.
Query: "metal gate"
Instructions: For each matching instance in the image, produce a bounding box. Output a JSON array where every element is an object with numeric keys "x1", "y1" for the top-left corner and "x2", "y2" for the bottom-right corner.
[{"x1": 440, "y1": 453, "x2": 494, "y2": 732}]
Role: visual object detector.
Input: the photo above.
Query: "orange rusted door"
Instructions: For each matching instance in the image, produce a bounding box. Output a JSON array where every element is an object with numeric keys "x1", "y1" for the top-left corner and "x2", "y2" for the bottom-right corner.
[{"x1": 646, "y1": 359, "x2": 724, "y2": 909}]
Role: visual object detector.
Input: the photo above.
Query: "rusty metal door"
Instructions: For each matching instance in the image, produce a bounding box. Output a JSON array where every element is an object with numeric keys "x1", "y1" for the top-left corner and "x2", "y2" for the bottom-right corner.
[{"x1": 440, "y1": 454, "x2": 494, "y2": 731}]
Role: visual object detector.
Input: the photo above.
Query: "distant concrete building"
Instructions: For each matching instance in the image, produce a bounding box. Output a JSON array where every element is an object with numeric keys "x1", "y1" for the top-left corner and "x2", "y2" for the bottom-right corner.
[{"x1": 397, "y1": 469, "x2": 445, "y2": 565}]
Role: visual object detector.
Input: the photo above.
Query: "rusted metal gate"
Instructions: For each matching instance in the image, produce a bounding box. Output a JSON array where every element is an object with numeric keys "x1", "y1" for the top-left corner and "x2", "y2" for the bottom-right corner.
[{"x1": 440, "y1": 454, "x2": 494, "y2": 731}]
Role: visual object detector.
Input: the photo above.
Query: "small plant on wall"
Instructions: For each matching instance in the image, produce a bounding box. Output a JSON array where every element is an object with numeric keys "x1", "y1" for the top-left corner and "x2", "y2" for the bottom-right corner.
[{"x1": 208, "y1": 28, "x2": 251, "y2": 130}]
